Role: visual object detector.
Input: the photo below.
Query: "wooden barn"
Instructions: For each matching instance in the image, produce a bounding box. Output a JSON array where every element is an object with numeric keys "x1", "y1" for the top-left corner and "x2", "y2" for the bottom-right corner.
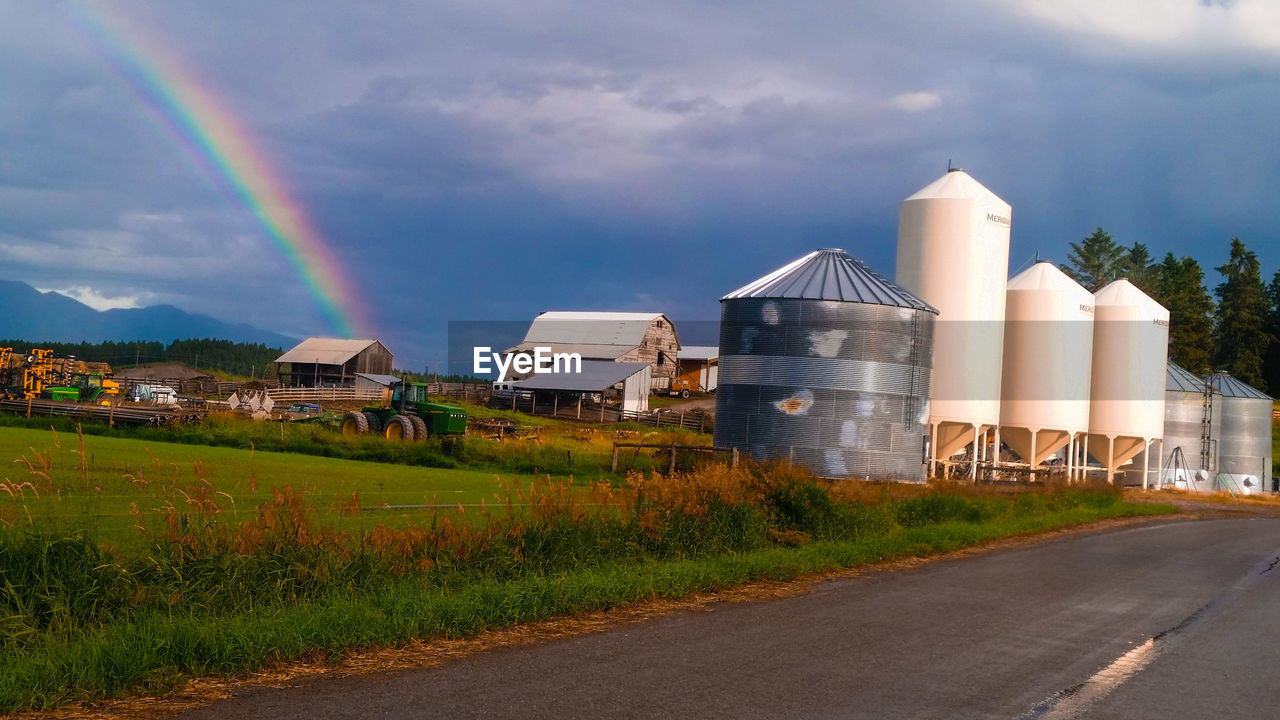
[
  {"x1": 505, "y1": 311, "x2": 681, "y2": 389},
  {"x1": 275, "y1": 338, "x2": 393, "y2": 387}
]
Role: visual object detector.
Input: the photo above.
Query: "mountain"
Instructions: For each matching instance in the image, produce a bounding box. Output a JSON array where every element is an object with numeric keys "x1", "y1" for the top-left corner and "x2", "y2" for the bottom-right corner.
[{"x1": 0, "y1": 279, "x2": 298, "y2": 348}]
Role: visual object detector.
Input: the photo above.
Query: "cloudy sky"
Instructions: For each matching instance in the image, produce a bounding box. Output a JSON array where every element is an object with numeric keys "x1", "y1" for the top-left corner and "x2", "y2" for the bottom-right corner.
[{"x1": 2, "y1": 0, "x2": 1279, "y2": 369}]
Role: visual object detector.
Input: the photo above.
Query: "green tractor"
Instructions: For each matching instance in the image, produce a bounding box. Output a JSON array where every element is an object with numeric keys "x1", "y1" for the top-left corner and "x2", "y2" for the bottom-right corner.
[
  {"x1": 339, "y1": 381, "x2": 467, "y2": 441},
  {"x1": 43, "y1": 373, "x2": 122, "y2": 403}
]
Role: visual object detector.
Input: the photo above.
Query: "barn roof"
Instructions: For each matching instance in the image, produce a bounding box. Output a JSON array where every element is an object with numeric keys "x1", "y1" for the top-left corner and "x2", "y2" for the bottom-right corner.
[
  {"x1": 522, "y1": 311, "x2": 677, "y2": 349},
  {"x1": 512, "y1": 361, "x2": 650, "y2": 392},
  {"x1": 505, "y1": 342, "x2": 635, "y2": 360},
  {"x1": 276, "y1": 338, "x2": 385, "y2": 365}
]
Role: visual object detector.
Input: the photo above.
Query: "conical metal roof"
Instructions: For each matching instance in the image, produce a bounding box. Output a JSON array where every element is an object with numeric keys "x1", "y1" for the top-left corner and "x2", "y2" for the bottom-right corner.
[
  {"x1": 1167, "y1": 361, "x2": 1208, "y2": 393},
  {"x1": 1206, "y1": 372, "x2": 1271, "y2": 400},
  {"x1": 1093, "y1": 278, "x2": 1170, "y2": 320},
  {"x1": 721, "y1": 248, "x2": 938, "y2": 312},
  {"x1": 904, "y1": 168, "x2": 1010, "y2": 210}
]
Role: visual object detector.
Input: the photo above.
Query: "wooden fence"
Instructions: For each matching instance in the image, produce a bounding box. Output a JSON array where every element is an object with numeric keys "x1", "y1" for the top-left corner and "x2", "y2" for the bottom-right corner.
[
  {"x1": 265, "y1": 387, "x2": 384, "y2": 403},
  {"x1": 122, "y1": 377, "x2": 280, "y2": 397},
  {"x1": 610, "y1": 442, "x2": 738, "y2": 474}
]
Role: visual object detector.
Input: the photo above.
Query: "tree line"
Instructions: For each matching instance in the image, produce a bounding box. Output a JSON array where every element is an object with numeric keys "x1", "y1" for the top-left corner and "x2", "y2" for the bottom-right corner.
[
  {"x1": 0, "y1": 338, "x2": 284, "y2": 379},
  {"x1": 1062, "y1": 229, "x2": 1279, "y2": 392}
]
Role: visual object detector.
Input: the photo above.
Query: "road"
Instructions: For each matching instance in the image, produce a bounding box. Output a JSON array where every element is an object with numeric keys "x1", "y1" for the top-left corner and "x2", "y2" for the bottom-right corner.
[{"x1": 179, "y1": 517, "x2": 1280, "y2": 719}]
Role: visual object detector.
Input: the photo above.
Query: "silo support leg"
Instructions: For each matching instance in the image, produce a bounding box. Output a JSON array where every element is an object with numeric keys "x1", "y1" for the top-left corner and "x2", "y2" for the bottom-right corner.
[
  {"x1": 1106, "y1": 436, "x2": 1115, "y2": 484},
  {"x1": 992, "y1": 427, "x2": 1001, "y2": 480},
  {"x1": 929, "y1": 424, "x2": 938, "y2": 479},
  {"x1": 971, "y1": 426, "x2": 979, "y2": 482},
  {"x1": 1030, "y1": 431, "x2": 1037, "y2": 483},
  {"x1": 1141, "y1": 439, "x2": 1150, "y2": 490},
  {"x1": 1156, "y1": 439, "x2": 1164, "y2": 490},
  {"x1": 1067, "y1": 434, "x2": 1075, "y2": 484},
  {"x1": 1082, "y1": 435, "x2": 1089, "y2": 481}
]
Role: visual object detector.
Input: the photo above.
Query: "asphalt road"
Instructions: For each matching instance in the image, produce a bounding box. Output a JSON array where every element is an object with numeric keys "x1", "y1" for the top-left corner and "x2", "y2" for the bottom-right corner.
[{"x1": 179, "y1": 517, "x2": 1280, "y2": 719}]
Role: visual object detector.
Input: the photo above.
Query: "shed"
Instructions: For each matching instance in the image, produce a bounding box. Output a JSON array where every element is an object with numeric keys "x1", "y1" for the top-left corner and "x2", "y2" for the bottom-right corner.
[
  {"x1": 275, "y1": 338, "x2": 393, "y2": 387},
  {"x1": 514, "y1": 360, "x2": 651, "y2": 413},
  {"x1": 506, "y1": 312, "x2": 679, "y2": 389},
  {"x1": 353, "y1": 373, "x2": 400, "y2": 392},
  {"x1": 674, "y1": 345, "x2": 718, "y2": 394}
]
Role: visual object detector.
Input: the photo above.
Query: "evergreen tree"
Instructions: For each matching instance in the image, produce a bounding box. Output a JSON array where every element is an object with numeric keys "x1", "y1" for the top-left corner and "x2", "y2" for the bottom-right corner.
[
  {"x1": 1212, "y1": 238, "x2": 1271, "y2": 389},
  {"x1": 1263, "y1": 269, "x2": 1280, "y2": 393},
  {"x1": 1064, "y1": 228, "x2": 1125, "y2": 291},
  {"x1": 1151, "y1": 253, "x2": 1214, "y2": 375},
  {"x1": 1123, "y1": 242, "x2": 1157, "y2": 293}
]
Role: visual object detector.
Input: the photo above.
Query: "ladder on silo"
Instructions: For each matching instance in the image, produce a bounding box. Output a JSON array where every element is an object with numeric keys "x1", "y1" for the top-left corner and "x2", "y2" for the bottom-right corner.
[{"x1": 1200, "y1": 378, "x2": 1214, "y2": 473}]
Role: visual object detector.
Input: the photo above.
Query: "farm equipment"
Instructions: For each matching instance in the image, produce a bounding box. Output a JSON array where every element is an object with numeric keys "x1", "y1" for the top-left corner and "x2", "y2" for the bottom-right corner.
[
  {"x1": 340, "y1": 381, "x2": 467, "y2": 441},
  {"x1": 44, "y1": 372, "x2": 121, "y2": 403},
  {"x1": 1, "y1": 348, "x2": 120, "y2": 401}
]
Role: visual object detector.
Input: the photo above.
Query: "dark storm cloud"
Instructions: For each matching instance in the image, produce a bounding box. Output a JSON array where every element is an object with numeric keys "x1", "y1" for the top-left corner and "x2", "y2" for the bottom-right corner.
[{"x1": 2, "y1": 1, "x2": 1279, "y2": 366}]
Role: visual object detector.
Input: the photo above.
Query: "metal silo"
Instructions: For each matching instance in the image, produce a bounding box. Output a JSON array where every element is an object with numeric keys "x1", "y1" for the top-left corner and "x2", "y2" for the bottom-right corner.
[
  {"x1": 1123, "y1": 362, "x2": 1220, "y2": 491},
  {"x1": 1085, "y1": 279, "x2": 1169, "y2": 484},
  {"x1": 715, "y1": 248, "x2": 937, "y2": 481},
  {"x1": 1206, "y1": 372, "x2": 1273, "y2": 494},
  {"x1": 896, "y1": 169, "x2": 1010, "y2": 476},
  {"x1": 998, "y1": 262, "x2": 1094, "y2": 479}
]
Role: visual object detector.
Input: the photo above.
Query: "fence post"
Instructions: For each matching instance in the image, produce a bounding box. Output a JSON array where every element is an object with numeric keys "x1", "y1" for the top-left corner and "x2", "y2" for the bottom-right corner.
[
  {"x1": 732, "y1": 448, "x2": 739, "y2": 468},
  {"x1": 669, "y1": 444, "x2": 677, "y2": 475},
  {"x1": 611, "y1": 443, "x2": 619, "y2": 472},
  {"x1": 699, "y1": 413, "x2": 705, "y2": 433}
]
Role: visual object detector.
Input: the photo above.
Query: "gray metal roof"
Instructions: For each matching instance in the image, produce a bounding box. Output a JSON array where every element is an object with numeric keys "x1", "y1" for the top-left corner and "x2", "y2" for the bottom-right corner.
[
  {"x1": 503, "y1": 341, "x2": 634, "y2": 360},
  {"x1": 1207, "y1": 372, "x2": 1272, "y2": 400},
  {"x1": 276, "y1": 338, "x2": 384, "y2": 365},
  {"x1": 720, "y1": 248, "x2": 938, "y2": 312},
  {"x1": 680, "y1": 345, "x2": 719, "y2": 361},
  {"x1": 512, "y1": 361, "x2": 649, "y2": 392},
  {"x1": 1167, "y1": 362, "x2": 1207, "y2": 393},
  {"x1": 354, "y1": 373, "x2": 399, "y2": 386}
]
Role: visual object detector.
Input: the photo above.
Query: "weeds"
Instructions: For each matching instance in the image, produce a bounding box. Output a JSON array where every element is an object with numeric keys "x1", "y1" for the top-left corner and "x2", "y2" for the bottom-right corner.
[{"x1": 0, "y1": 425, "x2": 1173, "y2": 712}]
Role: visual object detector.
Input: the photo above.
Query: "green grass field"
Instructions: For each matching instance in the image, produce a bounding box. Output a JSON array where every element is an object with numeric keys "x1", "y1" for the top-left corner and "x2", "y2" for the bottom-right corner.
[{"x1": 0, "y1": 426, "x2": 510, "y2": 549}]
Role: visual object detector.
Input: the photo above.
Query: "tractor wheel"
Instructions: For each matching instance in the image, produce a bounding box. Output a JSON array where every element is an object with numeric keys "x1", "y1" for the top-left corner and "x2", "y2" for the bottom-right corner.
[
  {"x1": 680, "y1": 389, "x2": 690, "y2": 398},
  {"x1": 362, "y1": 411, "x2": 383, "y2": 433},
  {"x1": 409, "y1": 415, "x2": 428, "y2": 441},
  {"x1": 340, "y1": 411, "x2": 369, "y2": 436},
  {"x1": 385, "y1": 414, "x2": 415, "y2": 441}
]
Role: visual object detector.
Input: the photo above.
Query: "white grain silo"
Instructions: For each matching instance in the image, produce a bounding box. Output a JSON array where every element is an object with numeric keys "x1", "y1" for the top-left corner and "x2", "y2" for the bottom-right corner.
[
  {"x1": 998, "y1": 262, "x2": 1094, "y2": 479},
  {"x1": 896, "y1": 169, "x2": 1011, "y2": 477},
  {"x1": 1085, "y1": 279, "x2": 1169, "y2": 483}
]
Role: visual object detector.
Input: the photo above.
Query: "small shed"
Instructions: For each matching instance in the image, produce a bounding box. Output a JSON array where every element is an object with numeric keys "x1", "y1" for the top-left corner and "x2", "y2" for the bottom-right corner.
[
  {"x1": 275, "y1": 338, "x2": 393, "y2": 387},
  {"x1": 675, "y1": 346, "x2": 718, "y2": 394},
  {"x1": 514, "y1": 360, "x2": 652, "y2": 413},
  {"x1": 353, "y1": 373, "x2": 400, "y2": 392}
]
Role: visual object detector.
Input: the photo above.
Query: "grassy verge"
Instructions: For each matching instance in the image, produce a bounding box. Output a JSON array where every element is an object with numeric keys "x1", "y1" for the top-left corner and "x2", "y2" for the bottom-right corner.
[{"x1": 0, "y1": 457, "x2": 1174, "y2": 712}]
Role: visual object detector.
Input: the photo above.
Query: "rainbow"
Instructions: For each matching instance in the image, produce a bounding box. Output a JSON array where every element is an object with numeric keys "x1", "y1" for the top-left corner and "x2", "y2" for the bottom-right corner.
[{"x1": 66, "y1": 2, "x2": 370, "y2": 339}]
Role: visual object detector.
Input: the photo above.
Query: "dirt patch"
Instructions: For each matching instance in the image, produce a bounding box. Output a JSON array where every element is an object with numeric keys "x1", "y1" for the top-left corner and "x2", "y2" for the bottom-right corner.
[
  {"x1": 10, "y1": 506, "x2": 1245, "y2": 720},
  {"x1": 113, "y1": 364, "x2": 213, "y2": 381}
]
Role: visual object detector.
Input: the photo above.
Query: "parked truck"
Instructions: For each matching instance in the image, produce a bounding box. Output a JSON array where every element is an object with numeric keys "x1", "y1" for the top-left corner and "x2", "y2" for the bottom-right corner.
[{"x1": 340, "y1": 380, "x2": 467, "y2": 441}]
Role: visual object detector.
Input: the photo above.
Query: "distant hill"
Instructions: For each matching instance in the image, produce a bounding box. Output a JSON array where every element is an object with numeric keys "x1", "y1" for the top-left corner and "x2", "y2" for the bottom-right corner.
[{"x1": 0, "y1": 279, "x2": 298, "y2": 347}]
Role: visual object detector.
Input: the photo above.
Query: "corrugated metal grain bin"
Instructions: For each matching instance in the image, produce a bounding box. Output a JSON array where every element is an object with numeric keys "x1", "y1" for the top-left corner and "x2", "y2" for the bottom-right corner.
[
  {"x1": 1122, "y1": 362, "x2": 1219, "y2": 490},
  {"x1": 1206, "y1": 372, "x2": 1273, "y2": 494},
  {"x1": 714, "y1": 248, "x2": 937, "y2": 481}
]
